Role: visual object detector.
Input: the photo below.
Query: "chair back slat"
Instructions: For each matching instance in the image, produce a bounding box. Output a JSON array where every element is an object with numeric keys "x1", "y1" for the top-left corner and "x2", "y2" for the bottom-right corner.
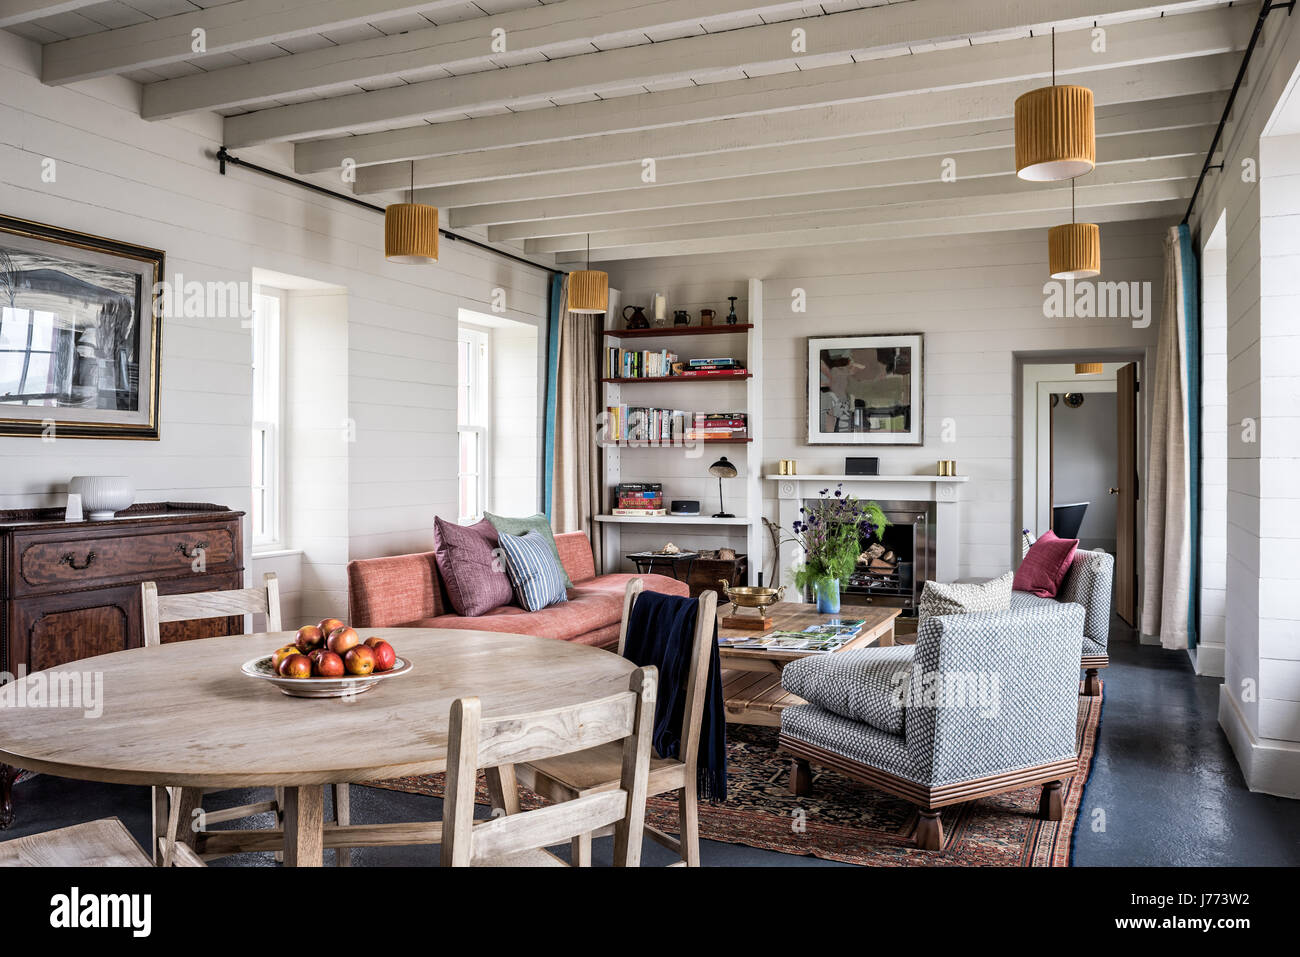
[
  {"x1": 475, "y1": 692, "x2": 638, "y2": 769},
  {"x1": 141, "y1": 574, "x2": 281, "y2": 647},
  {"x1": 616, "y1": 581, "x2": 717, "y2": 774},
  {"x1": 469, "y1": 791, "x2": 628, "y2": 863},
  {"x1": 441, "y1": 667, "x2": 658, "y2": 867}
]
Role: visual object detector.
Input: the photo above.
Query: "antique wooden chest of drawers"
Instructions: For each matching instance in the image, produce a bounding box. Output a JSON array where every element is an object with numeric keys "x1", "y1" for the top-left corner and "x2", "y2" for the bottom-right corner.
[{"x1": 0, "y1": 502, "x2": 245, "y2": 827}]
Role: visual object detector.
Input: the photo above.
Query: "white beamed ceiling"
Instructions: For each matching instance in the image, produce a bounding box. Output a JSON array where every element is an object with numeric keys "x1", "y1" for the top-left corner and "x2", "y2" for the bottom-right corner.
[{"x1": 7, "y1": 0, "x2": 1254, "y2": 261}]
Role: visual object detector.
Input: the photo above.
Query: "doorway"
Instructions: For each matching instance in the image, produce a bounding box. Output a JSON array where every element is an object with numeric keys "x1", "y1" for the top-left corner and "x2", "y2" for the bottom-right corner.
[{"x1": 1019, "y1": 357, "x2": 1141, "y2": 625}]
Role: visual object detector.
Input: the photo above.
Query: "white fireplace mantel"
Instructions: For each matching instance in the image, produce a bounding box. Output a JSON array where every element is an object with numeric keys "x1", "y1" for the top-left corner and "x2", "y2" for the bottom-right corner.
[{"x1": 764, "y1": 473, "x2": 969, "y2": 583}]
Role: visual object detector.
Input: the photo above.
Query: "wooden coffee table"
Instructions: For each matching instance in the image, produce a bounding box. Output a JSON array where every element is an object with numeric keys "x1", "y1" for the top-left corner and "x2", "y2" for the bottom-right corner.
[{"x1": 717, "y1": 604, "x2": 901, "y2": 727}]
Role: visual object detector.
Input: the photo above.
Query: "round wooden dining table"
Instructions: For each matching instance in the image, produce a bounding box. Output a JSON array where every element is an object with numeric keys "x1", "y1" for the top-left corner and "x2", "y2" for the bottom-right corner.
[{"x1": 0, "y1": 628, "x2": 635, "y2": 866}]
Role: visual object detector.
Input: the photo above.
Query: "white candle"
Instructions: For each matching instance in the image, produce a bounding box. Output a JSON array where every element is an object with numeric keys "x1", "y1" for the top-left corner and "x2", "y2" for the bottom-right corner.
[{"x1": 653, "y1": 293, "x2": 666, "y2": 321}]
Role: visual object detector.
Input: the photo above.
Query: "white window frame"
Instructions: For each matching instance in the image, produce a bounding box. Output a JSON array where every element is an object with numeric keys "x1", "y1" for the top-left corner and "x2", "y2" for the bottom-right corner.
[
  {"x1": 251, "y1": 290, "x2": 284, "y2": 551},
  {"x1": 458, "y1": 326, "x2": 491, "y2": 523}
]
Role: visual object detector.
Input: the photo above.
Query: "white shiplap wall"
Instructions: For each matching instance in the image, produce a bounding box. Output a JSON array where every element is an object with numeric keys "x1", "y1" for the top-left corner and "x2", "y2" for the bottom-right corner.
[
  {"x1": 605, "y1": 220, "x2": 1166, "y2": 581},
  {"x1": 0, "y1": 30, "x2": 549, "y2": 605}
]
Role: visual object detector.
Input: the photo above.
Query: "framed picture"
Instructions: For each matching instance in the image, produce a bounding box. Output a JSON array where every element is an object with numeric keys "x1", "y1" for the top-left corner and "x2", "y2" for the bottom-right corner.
[
  {"x1": 0, "y1": 215, "x2": 163, "y2": 439},
  {"x1": 807, "y1": 334, "x2": 923, "y2": 445}
]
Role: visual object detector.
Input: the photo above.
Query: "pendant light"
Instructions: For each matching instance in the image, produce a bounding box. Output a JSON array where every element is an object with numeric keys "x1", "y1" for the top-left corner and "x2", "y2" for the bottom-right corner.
[
  {"x1": 1074, "y1": 362, "x2": 1103, "y2": 375},
  {"x1": 385, "y1": 162, "x2": 439, "y2": 264},
  {"x1": 1049, "y1": 180, "x2": 1100, "y2": 279},
  {"x1": 1015, "y1": 28, "x2": 1095, "y2": 181},
  {"x1": 568, "y1": 234, "x2": 609, "y2": 314}
]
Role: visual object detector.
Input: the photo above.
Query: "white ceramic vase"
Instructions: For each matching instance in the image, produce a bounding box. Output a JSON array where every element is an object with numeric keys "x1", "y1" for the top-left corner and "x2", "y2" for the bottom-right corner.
[{"x1": 68, "y1": 475, "x2": 135, "y2": 520}]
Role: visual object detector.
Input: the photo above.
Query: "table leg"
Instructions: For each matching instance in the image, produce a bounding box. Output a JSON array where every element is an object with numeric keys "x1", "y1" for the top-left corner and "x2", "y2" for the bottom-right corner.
[
  {"x1": 878, "y1": 623, "x2": 895, "y2": 647},
  {"x1": 164, "y1": 786, "x2": 202, "y2": 866},
  {"x1": 0, "y1": 763, "x2": 18, "y2": 829},
  {"x1": 282, "y1": 785, "x2": 325, "y2": 867},
  {"x1": 485, "y1": 765, "x2": 520, "y2": 816}
]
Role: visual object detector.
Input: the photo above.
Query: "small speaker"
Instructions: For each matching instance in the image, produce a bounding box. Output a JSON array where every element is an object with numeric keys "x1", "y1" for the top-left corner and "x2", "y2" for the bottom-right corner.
[
  {"x1": 670, "y1": 500, "x2": 700, "y2": 515},
  {"x1": 845, "y1": 457, "x2": 879, "y2": 476}
]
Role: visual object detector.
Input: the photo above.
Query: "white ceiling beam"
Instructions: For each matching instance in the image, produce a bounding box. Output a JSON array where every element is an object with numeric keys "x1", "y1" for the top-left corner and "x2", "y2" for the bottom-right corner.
[
  {"x1": 352, "y1": 54, "x2": 1236, "y2": 192},
  {"x1": 40, "y1": 0, "x2": 480, "y2": 85},
  {"x1": 0, "y1": 0, "x2": 100, "y2": 29},
  {"x1": 232, "y1": 0, "x2": 1245, "y2": 148},
  {"x1": 526, "y1": 179, "x2": 1193, "y2": 254},
  {"x1": 487, "y1": 156, "x2": 1200, "y2": 242},
  {"x1": 558, "y1": 200, "x2": 1184, "y2": 262},
  {"x1": 140, "y1": 0, "x2": 815, "y2": 119},
  {"x1": 418, "y1": 93, "x2": 1222, "y2": 209},
  {"x1": 456, "y1": 126, "x2": 1208, "y2": 229}
]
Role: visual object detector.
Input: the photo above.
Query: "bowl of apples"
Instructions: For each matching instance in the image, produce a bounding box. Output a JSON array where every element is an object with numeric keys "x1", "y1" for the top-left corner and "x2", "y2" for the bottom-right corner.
[{"x1": 242, "y1": 618, "x2": 411, "y2": 698}]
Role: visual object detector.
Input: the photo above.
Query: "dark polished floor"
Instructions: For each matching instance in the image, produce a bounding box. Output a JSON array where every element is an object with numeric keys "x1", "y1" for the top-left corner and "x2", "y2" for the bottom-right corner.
[{"x1": 3, "y1": 623, "x2": 1298, "y2": 866}]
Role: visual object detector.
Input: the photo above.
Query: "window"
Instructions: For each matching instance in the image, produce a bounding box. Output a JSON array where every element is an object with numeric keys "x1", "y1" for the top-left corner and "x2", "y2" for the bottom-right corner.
[
  {"x1": 251, "y1": 291, "x2": 283, "y2": 549},
  {"x1": 457, "y1": 327, "x2": 489, "y2": 522},
  {"x1": 0, "y1": 308, "x2": 60, "y2": 405}
]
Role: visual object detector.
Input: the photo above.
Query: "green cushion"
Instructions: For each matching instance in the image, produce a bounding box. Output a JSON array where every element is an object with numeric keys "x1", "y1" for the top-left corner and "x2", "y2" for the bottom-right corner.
[{"x1": 484, "y1": 512, "x2": 573, "y2": 588}]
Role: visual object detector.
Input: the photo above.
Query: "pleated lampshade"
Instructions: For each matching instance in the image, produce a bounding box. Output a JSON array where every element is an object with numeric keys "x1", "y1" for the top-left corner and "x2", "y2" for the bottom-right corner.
[
  {"x1": 1074, "y1": 362, "x2": 1104, "y2": 375},
  {"x1": 568, "y1": 269, "x2": 609, "y2": 314},
  {"x1": 1049, "y1": 222, "x2": 1101, "y2": 279},
  {"x1": 385, "y1": 203, "x2": 439, "y2": 264},
  {"x1": 1015, "y1": 85, "x2": 1096, "y2": 182}
]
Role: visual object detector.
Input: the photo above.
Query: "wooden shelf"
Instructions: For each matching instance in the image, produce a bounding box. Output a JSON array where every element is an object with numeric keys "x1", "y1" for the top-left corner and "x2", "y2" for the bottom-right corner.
[
  {"x1": 600, "y1": 437, "x2": 752, "y2": 449},
  {"x1": 603, "y1": 324, "x2": 753, "y2": 340},
  {"x1": 595, "y1": 514, "x2": 752, "y2": 526},
  {"x1": 602, "y1": 373, "x2": 751, "y2": 384}
]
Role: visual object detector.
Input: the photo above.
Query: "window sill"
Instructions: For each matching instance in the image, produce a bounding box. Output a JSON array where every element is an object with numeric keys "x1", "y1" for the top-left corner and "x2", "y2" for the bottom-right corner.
[{"x1": 252, "y1": 547, "x2": 303, "y2": 560}]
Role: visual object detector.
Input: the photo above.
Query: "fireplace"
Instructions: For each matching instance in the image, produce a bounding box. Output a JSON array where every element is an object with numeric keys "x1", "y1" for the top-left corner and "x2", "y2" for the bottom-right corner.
[{"x1": 803, "y1": 499, "x2": 935, "y2": 616}]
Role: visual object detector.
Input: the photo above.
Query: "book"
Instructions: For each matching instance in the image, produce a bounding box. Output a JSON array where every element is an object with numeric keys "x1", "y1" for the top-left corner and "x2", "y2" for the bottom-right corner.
[
  {"x1": 689, "y1": 357, "x2": 739, "y2": 366},
  {"x1": 611, "y1": 508, "x2": 667, "y2": 517}
]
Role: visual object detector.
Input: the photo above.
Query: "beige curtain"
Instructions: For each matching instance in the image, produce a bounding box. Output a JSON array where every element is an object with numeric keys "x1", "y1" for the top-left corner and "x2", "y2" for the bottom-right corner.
[
  {"x1": 1140, "y1": 226, "x2": 1194, "y2": 649},
  {"x1": 552, "y1": 277, "x2": 605, "y2": 569}
]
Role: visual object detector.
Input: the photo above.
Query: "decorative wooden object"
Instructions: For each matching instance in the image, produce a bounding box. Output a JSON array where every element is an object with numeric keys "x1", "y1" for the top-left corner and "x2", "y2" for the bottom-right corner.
[
  {"x1": 0, "y1": 502, "x2": 244, "y2": 828},
  {"x1": 718, "y1": 604, "x2": 899, "y2": 726},
  {"x1": 720, "y1": 614, "x2": 772, "y2": 630},
  {"x1": 0, "y1": 627, "x2": 638, "y2": 865},
  {"x1": 513, "y1": 581, "x2": 717, "y2": 867}
]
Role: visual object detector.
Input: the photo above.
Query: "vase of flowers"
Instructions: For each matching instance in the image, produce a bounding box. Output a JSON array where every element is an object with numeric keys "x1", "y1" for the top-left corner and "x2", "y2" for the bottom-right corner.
[{"x1": 782, "y1": 484, "x2": 889, "y2": 614}]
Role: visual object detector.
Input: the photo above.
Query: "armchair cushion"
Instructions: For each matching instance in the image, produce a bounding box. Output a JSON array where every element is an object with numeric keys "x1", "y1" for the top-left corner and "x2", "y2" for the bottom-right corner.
[
  {"x1": 918, "y1": 572, "x2": 1013, "y2": 620},
  {"x1": 781, "y1": 646, "x2": 914, "y2": 735},
  {"x1": 1013, "y1": 530, "x2": 1078, "y2": 597}
]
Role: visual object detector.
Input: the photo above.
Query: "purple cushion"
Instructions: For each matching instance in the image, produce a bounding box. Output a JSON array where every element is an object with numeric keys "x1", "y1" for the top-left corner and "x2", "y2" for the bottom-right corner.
[
  {"x1": 1013, "y1": 529, "x2": 1078, "y2": 598},
  {"x1": 433, "y1": 517, "x2": 514, "y2": 617}
]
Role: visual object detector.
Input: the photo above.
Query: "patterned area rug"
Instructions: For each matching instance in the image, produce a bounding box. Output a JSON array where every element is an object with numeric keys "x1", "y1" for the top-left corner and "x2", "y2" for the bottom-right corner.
[{"x1": 370, "y1": 683, "x2": 1103, "y2": 866}]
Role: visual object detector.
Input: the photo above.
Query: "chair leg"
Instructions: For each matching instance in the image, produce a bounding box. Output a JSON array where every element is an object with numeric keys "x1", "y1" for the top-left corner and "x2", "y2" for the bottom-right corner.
[
  {"x1": 914, "y1": 810, "x2": 943, "y2": 851},
  {"x1": 570, "y1": 832, "x2": 592, "y2": 867},
  {"x1": 1038, "y1": 780, "x2": 1064, "y2": 821},
  {"x1": 789, "y1": 757, "x2": 812, "y2": 797},
  {"x1": 151, "y1": 786, "x2": 170, "y2": 865},
  {"x1": 330, "y1": 784, "x2": 351, "y2": 866},
  {"x1": 678, "y1": 787, "x2": 701, "y2": 867},
  {"x1": 273, "y1": 786, "x2": 285, "y2": 863},
  {"x1": 1083, "y1": 668, "x2": 1101, "y2": 696},
  {"x1": 484, "y1": 765, "x2": 521, "y2": 816}
]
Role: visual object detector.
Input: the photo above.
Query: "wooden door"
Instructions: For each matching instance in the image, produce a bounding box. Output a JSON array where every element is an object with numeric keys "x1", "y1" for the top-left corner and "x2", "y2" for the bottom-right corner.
[{"x1": 1116, "y1": 362, "x2": 1139, "y2": 625}]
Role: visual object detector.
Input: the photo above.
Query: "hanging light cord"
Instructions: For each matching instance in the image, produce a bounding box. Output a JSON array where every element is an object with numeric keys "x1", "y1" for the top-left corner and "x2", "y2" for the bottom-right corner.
[{"x1": 1051, "y1": 27, "x2": 1056, "y2": 86}]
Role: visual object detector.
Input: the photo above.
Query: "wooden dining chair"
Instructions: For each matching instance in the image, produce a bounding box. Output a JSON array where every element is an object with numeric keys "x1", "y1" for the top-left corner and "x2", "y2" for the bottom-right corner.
[
  {"x1": 0, "y1": 817, "x2": 205, "y2": 867},
  {"x1": 141, "y1": 574, "x2": 350, "y2": 866},
  {"x1": 511, "y1": 579, "x2": 718, "y2": 866},
  {"x1": 441, "y1": 666, "x2": 657, "y2": 867}
]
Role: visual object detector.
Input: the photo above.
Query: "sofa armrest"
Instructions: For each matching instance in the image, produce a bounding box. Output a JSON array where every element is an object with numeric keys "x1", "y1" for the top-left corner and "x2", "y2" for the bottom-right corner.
[
  {"x1": 904, "y1": 603, "x2": 1084, "y2": 786},
  {"x1": 555, "y1": 531, "x2": 597, "y2": 583},
  {"x1": 346, "y1": 552, "x2": 445, "y2": 628},
  {"x1": 1059, "y1": 549, "x2": 1114, "y2": 651}
]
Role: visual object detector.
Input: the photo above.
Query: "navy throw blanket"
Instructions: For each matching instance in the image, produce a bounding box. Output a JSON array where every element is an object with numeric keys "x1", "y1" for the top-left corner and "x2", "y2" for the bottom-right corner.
[{"x1": 621, "y1": 590, "x2": 727, "y2": 802}]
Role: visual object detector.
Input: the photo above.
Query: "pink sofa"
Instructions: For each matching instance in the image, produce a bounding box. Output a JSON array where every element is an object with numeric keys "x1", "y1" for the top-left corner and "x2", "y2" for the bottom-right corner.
[{"x1": 346, "y1": 531, "x2": 687, "y2": 648}]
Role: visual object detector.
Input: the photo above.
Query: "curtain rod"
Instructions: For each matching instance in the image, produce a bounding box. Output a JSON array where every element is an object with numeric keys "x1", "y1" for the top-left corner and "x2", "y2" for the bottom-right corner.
[
  {"x1": 1182, "y1": 0, "x2": 1294, "y2": 226},
  {"x1": 214, "y1": 146, "x2": 563, "y2": 276}
]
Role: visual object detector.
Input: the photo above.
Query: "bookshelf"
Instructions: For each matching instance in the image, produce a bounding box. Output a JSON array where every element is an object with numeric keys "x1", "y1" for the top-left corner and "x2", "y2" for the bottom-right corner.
[{"x1": 597, "y1": 280, "x2": 763, "y2": 581}]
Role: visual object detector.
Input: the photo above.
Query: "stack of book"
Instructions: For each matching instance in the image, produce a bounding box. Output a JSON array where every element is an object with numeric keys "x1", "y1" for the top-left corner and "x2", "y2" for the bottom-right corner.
[
  {"x1": 673, "y1": 357, "x2": 746, "y2": 378},
  {"x1": 684, "y1": 412, "x2": 748, "y2": 442},
  {"x1": 605, "y1": 347, "x2": 678, "y2": 379},
  {"x1": 613, "y1": 482, "x2": 665, "y2": 516}
]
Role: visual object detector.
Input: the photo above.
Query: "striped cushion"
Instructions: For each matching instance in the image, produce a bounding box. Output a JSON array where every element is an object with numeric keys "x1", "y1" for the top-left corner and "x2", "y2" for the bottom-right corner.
[{"x1": 498, "y1": 530, "x2": 570, "y2": 612}]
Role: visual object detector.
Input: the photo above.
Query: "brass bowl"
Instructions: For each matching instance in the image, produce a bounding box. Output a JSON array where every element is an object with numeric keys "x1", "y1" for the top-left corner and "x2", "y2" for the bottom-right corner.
[{"x1": 717, "y1": 581, "x2": 785, "y2": 617}]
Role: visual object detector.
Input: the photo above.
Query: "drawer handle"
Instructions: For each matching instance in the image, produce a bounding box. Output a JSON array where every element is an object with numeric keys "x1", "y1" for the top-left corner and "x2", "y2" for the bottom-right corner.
[
  {"x1": 59, "y1": 551, "x2": 97, "y2": 571},
  {"x1": 176, "y1": 541, "x2": 209, "y2": 559}
]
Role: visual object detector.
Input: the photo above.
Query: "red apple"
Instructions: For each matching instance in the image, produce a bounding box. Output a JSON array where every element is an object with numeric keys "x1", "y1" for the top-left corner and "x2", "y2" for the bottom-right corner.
[
  {"x1": 318, "y1": 618, "x2": 345, "y2": 639},
  {"x1": 313, "y1": 650, "x2": 345, "y2": 678},
  {"x1": 344, "y1": 644, "x2": 375, "y2": 676},
  {"x1": 280, "y1": 653, "x2": 313, "y2": 679},
  {"x1": 295, "y1": 624, "x2": 325, "y2": 654},
  {"x1": 368, "y1": 640, "x2": 396, "y2": 673},
  {"x1": 327, "y1": 626, "x2": 360, "y2": 655},
  {"x1": 308, "y1": 648, "x2": 328, "y2": 667},
  {"x1": 271, "y1": 644, "x2": 299, "y2": 673}
]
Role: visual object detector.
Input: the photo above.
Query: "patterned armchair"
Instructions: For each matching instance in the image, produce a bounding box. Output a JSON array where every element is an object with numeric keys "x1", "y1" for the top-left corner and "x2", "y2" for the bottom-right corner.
[
  {"x1": 1011, "y1": 548, "x2": 1114, "y2": 695},
  {"x1": 778, "y1": 602, "x2": 1084, "y2": 850}
]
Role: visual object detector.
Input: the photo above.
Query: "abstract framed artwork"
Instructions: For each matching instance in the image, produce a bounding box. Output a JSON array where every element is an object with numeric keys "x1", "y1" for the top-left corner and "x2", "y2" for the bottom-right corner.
[
  {"x1": 0, "y1": 215, "x2": 163, "y2": 439},
  {"x1": 807, "y1": 334, "x2": 924, "y2": 445}
]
